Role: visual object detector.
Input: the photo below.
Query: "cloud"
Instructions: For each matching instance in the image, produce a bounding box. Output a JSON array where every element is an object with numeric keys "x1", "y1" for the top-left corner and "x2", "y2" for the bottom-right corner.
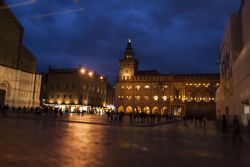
[{"x1": 5, "y1": 0, "x2": 241, "y2": 83}]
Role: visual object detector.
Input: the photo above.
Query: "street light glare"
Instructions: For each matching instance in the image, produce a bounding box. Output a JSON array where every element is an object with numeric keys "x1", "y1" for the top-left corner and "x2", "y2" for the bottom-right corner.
[
  {"x1": 88, "y1": 71, "x2": 93, "y2": 76},
  {"x1": 80, "y1": 68, "x2": 86, "y2": 74}
]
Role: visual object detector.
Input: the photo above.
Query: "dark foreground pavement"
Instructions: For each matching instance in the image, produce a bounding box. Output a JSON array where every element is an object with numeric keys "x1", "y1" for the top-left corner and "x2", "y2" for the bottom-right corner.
[{"x1": 0, "y1": 117, "x2": 249, "y2": 167}]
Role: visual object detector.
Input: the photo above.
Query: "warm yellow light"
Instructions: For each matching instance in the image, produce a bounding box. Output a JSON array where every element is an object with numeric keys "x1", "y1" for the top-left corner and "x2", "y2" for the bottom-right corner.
[
  {"x1": 80, "y1": 68, "x2": 86, "y2": 74},
  {"x1": 100, "y1": 76, "x2": 103, "y2": 80},
  {"x1": 88, "y1": 71, "x2": 93, "y2": 76}
]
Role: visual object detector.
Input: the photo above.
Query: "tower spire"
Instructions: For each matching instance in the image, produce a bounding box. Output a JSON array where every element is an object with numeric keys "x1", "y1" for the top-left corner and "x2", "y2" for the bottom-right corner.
[{"x1": 124, "y1": 38, "x2": 134, "y2": 59}]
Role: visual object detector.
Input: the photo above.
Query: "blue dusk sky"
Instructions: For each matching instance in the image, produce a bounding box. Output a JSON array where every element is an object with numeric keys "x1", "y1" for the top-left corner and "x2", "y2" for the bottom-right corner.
[{"x1": 4, "y1": 0, "x2": 241, "y2": 83}]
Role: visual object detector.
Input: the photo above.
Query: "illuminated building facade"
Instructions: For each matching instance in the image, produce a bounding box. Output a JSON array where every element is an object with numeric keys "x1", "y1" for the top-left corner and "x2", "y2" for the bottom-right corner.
[
  {"x1": 42, "y1": 66, "x2": 109, "y2": 113},
  {"x1": 216, "y1": 0, "x2": 250, "y2": 125},
  {"x1": 115, "y1": 40, "x2": 219, "y2": 119},
  {"x1": 0, "y1": 1, "x2": 41, "y2": 108}
]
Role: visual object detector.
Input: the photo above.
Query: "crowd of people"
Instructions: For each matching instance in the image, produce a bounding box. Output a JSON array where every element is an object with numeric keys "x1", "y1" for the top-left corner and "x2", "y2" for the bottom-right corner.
[
  {"x1": 1, "y1": 105, "x2": 250, "y2": 141},
  {"x1": 106, "y1": 111, "x2": 176, "y2": 124}
]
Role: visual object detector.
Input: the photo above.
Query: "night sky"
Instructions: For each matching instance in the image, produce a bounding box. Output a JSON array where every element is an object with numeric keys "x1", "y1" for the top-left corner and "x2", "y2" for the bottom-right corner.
[{"x1": 5, "y1": 0, "x2": 240, "y2": 83}]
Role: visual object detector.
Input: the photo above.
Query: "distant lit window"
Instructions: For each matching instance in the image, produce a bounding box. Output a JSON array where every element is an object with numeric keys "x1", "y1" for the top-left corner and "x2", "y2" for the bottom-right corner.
[
  {"x1": 144, "y1": 96, "x2": 150, "y2": 100},
  {"x1": 153, "y1": 96, "x2": 158, "y2": 101},
  {"x1": 163, "y1": 85, "x2": 168, "y2": 90},
  {"x1": 127, "y1": 96, "x2": 132, "y2": 100},
  {"x1": 118, "y1": 96, "x2": 124, "y2": 100},
  {"x1": 144, "y1": 85, "x2": 150, "y2": 89},
  {"x1": 121, "y1": 86, "x2": 125, "y2": 89},
  {"x1": 135, "y1": 85, "x2": 140, "y2": 90},
  {"x1": 135, "y1": 96, "x2": 140, "y2": 100},
  {"x1": 127, "y1": 85, "x2": 132, "y2": 90},
  {"x1": 153, "y1": 85, "x2": 157, "y2": 89},
  {"x1": 162, "y1": 96, "x2": 167, "y2": 101}
]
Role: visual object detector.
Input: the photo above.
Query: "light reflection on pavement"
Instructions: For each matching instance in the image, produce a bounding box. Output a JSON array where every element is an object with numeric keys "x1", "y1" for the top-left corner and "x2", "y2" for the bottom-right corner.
[{"x1": 0, "y1": 117, "x2": 249, "y2": 167}]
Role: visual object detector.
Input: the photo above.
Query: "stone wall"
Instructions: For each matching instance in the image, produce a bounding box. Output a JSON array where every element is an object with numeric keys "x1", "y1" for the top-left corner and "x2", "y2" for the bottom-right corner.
[
  {"x1": 0, "y1": 5, "x2": 23, "y2": 69},
  {"x1": 0, "y1": 65, "x2": 41, "y2": 108}
]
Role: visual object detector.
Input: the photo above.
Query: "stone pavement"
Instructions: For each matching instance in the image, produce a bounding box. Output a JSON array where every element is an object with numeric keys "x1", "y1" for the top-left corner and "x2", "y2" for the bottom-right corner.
[{"x1": 0, "y1": 117, "x2": 249, "y2": 167}]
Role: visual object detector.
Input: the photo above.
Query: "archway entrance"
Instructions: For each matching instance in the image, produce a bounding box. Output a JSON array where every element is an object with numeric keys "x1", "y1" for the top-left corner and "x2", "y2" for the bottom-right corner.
[
  {"x1": 118, "y1": 106, "x2": 124, "y2": 112},
  {"x1": 135, "y1": 106, "x2": 142, "y2": 113},
  {"x1": 126, "y1": 106, "x2": 133, "y2": 113},
  {"x1": 143, "y1": 106, "x2": 150, "y2": 114},
  {"x1": 152, "y1": 106, "x2": 159, "y2": 114},
  {"x1": 161, "y1": 107, "x2": 167, "y2": 116},
  {"x1": 0, "y1": 89, "x2": 6, "y2": 107}
]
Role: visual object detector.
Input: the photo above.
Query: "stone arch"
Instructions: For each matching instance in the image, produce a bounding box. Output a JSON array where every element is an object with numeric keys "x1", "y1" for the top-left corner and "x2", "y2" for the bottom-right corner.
[
  {"x1": 126, "y1": 106, "x2": 133, "y2": 113},
  {"x1": 135, "y1": 106, "x2": 142, "y2": 113},
  {"x1": 0, "y1": 81, "x2": 10, "y2": 97},
  {"x1": 152, "y1": 106, "x2": 159, "y2": 114},
  {"x1": 161, "y1": 107, "x2": 168, "y2": 116},
  {"x1": 143, "y1": 106, "x2": 150, "y2": 114},
  {"x1": 118, "y1": 106, "x2": 124, "y2": 112}
]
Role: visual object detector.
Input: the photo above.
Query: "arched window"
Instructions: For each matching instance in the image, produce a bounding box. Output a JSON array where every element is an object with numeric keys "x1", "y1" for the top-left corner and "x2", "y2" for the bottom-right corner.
[
  {"x1": 135, "y1": 85, "x2": 140, "y2": 90},
  {"x1": 162, "y1": 96, "x2": 167, "y2": 101},
  {"x1": 153, "y1": 96, "x2": 158, "y2": 101},
  {"x1": 135, "y1": 96, "x2": 140, "y2": 100}
]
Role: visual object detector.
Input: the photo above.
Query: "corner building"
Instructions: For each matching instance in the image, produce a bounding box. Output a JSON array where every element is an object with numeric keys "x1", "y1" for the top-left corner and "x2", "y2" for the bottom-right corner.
[
  {"x1": 115, "y1": 40, "x2": 219, "y2": 119},
  {"x1": 42, "y1": 66, "x2": 109, "y2": 113},
  {"x1": 0, "y1": 1, "x2": 41, "y2": 107},
  {"x1": 216, "y1": 0, "x2": 250, "y2": 124}
]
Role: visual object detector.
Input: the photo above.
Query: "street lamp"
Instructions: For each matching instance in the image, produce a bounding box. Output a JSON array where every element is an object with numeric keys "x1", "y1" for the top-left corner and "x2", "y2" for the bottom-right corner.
[
  {"x1": 88, "y1": 71, "x2": 93, "y2": 77},
  {"x1": 80, "y1": 68, "x2": 86, "y2": 74}
]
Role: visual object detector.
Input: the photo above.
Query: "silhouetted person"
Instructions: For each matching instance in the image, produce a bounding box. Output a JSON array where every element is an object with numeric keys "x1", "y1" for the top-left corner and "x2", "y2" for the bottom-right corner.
[
  {"x1": 222, "y1": 114, "x2": 228, "y2": 133},
  {"x1": 232, "y1": 115, "x2": 243, "y2": 142},
  {"x1": 129, "y1": 112, "x2": 133, "y2": 124}
]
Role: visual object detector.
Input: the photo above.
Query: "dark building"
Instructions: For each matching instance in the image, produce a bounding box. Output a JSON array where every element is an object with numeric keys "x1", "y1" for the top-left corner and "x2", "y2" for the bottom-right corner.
[
  {"x1": 0, "y1": 1, "x2": 41, "y2": 107},
  {"x1": 115, "y1": 40, "x2": 220, "y2": 120}
]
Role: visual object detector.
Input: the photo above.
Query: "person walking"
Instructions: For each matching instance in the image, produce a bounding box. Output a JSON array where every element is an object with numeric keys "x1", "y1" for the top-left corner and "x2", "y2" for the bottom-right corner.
[
  {"x1": 232, "y1": 115, "x2": 243, "y2": 142},
  {"x1": 222, "y1": 114, "x2": 228, "y2": 133}
]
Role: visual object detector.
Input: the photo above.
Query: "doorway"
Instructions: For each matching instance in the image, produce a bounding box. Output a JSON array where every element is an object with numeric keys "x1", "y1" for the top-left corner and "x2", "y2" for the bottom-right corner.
[{"x1": 0, "y1": 89, "x2": 6, "y2": 107}]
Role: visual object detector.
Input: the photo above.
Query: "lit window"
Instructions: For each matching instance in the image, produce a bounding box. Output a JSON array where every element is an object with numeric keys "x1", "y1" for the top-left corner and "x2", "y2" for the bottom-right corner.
[
  {"x1": 144, "y1": 85, "x2": 150, "y2": 89},
  {"x1": 118, "y1": 96, "x2": 124, "y2": 100},
  {"x1": 127, "y1": 85, "x2": 132, "y2": 90},
  {"x1": 121, "y1": 86, "x2": 125, "y2": 89},
  {"x1": 144, "y1": 96, "x2": 149, "y2": 100},
  {"x1": 127, "y1": 96, "x2": 132, "y2": 100},
  {"x1": 135, "y1": 85, "x2": 140, "y2": 90},
  {"x1": 135, "y1": 96, "x2": 140, "y2": 100},
  {"x1": 153, "y1": 96, "x2": 158, "y2": 101},
  {"x1": 153, "y1": 85, "x2": 157, "y2": 89},
  {"x1": 163, "y1": 85, "x2": 168, "y2": 90},
  {"x1": 162, "y1": 96, "x2": 167, "y2": 101}
]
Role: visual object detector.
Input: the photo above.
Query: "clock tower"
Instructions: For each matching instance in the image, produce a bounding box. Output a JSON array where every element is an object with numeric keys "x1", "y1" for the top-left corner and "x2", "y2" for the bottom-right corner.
[{"x1": 118, "y1": 39, "x2": 139, "y2": 80}]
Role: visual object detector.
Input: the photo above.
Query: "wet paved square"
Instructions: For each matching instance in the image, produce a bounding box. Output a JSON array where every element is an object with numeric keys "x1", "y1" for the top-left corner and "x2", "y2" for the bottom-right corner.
[{"x1": 0, "y1": 117, "x2": 249, "y2": 167}]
